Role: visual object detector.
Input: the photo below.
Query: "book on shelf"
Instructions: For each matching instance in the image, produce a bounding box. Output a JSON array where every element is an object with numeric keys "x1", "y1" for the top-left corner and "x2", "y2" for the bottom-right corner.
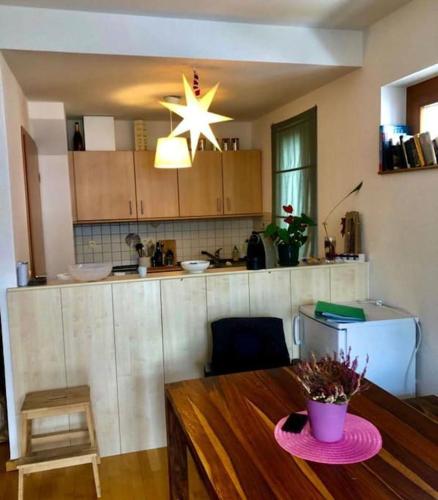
[
  {"x1": 418, "y1": 132, "x2": 437, "y2": 165},
  {"x1": 380, "y1": 125, "x2": 438, "y2": 172},
  {"x1": 413, "y1": 135, "x2": 426, "y2": 166},
  {"x1": 433, "y1": 138, "x2": 438, "y2": 160},
  {"x1": 404, "y1": 137, "x2": 421, "y2": 168},
  {"x1": 379, "y1": 125, "x2": 411, "y2": 171},
  {"x1": 399, "y1": 135, "x2": 410, "y2": 168}
]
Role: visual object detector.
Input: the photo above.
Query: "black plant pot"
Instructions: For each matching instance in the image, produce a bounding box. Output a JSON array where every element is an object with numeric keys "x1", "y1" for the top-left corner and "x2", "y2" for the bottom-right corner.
[{"x1": 278, "y1": 244, "x2": 300, "y2": 267}]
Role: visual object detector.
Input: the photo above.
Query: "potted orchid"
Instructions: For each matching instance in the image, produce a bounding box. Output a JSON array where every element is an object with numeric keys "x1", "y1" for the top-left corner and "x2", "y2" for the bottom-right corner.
[
  {"x1": 294, "y1": 350, "x2": 368, "y2": 442},
  {"x1": 264, "y1": 205, "x2": 315, "y2": 267}
]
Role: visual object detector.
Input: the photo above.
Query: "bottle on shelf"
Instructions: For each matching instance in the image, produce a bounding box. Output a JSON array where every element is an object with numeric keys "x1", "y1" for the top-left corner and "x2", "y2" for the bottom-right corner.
[
  {"x1": 153, "y1": 241, "x2": 163, "y2": 267},
  {"x1": 165, "y1": 249, "x2": 174, "y2": 266},
  {"x1": 232, "y1": 245, "x2": 240, "y2": 262},
  {"x1": 73, "y1": 122, "x2": 85, "y2": 151}
]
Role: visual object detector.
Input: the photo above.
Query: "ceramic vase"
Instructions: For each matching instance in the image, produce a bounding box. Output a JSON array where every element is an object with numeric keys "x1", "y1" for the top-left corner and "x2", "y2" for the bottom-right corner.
[
  {"x1": 307, "y1": 399, "x2": 348, "y2": 443},
  {"x1": 277, "y1": 244, "x2": 300, "y2": 267}
]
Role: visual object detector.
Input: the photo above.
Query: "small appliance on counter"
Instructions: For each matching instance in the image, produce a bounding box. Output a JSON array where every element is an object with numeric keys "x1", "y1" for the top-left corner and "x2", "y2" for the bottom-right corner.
[{"x1": 246, "y1": 232, "x2": 277, "y2": 270}]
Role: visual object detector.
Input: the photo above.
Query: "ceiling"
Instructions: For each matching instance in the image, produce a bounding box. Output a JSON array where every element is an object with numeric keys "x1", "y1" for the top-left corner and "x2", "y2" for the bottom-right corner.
[
  {"x1": 0, "y1": 0, "x2": 411, "y2": 29},
  {"x1": 3, "y1": 51, "x2": 354, "y2": 120}
]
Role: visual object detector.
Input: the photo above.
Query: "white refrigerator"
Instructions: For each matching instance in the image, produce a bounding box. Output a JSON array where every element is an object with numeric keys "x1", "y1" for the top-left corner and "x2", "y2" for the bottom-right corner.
[{"x1": 294, "y1": 302, "x2": 418, "y2": 397}]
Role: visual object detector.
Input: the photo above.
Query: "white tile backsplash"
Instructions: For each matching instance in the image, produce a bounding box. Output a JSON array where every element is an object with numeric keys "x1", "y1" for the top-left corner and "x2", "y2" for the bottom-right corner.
[{"x1": 74, "y1": 218, "x2": 256, "y2": 265}]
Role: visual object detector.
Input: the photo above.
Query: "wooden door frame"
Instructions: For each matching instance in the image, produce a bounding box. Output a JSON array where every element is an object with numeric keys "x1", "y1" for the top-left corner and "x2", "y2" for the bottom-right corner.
[{"x1": 21, "y1": 126, "x2": 45, "y2": 278}]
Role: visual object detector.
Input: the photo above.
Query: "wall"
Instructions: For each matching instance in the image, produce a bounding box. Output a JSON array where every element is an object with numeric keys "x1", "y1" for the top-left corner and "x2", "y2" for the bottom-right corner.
[
  {"x1": 0, "y1": 5, "x2": 363, "y2": 67},
  {"x1": 74, "y1": 218, "x2": 254, "y2": 266},
  {"x1": 0, "y1": 53, "x2": 30, "y2": 458},
  {"x1": 253, "y1": 0, "x2": 438, "y2": 395},
  {"x1": 381, "y1": 86, "x2": 406, "y2": 125},
  {"x1": 67, "y1": 118, "x2": 253, "y2": 151},
  {"x1": 28, "y1": 102, "x2": 75, "y2": 279},
  {"x1": 0, "y1": 56, "x2": 30, "y2": 263}
]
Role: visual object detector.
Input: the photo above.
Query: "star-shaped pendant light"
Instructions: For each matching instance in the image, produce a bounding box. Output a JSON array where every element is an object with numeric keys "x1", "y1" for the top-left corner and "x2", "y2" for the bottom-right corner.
[{"x1": 160, "y1": 75, "x2": 232, "y2": 160}]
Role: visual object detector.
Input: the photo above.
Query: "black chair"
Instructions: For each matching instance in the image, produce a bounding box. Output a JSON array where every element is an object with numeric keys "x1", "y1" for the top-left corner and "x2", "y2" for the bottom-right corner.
[{"x1": 205, "y1": 317, "x2": 291, "y2": 377}]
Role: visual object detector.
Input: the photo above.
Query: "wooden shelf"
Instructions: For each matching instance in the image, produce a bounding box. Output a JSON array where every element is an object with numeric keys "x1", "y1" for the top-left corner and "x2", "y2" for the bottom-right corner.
[{"x1": 379, "y1": 164, "x2": 438, "y2": 175}]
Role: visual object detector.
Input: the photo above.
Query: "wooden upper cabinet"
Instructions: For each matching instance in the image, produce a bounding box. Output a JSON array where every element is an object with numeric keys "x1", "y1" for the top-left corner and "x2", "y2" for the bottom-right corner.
[
  {"x1": 134, "y1": 151, "x2": 179, "y2": 219},
  {"x1": 222, "y1": 150, "x2": 262, "y2": 215},
  {"x1": 178, "y1": 151, "x2": 223, "y2": 217},
  {"x1": 74, "y1": 151, "x2": 137, "y2": 221}
]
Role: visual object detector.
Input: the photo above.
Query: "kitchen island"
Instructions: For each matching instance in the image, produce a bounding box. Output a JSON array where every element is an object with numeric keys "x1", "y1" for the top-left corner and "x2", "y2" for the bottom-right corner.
[{"x1": 7, "y1": 262, "x2": 368, "y2": 458}]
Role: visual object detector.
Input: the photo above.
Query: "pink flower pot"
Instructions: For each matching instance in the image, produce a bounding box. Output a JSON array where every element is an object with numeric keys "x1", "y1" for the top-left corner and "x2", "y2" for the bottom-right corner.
[{"x1": 307, "y1": 400, "x2": 348, "y2": 443}]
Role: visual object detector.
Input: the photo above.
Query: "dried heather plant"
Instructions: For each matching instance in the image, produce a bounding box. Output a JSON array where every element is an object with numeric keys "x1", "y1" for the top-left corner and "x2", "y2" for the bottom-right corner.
[{"x1": 294, "y1": 348, "x2": 369, "y2": 404}]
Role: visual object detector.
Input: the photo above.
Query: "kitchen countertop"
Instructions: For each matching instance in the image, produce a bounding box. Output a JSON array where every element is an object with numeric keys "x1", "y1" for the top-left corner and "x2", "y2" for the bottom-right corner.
[{"x1": 8, "y1": 261, "x2": 369, "y2": 292}]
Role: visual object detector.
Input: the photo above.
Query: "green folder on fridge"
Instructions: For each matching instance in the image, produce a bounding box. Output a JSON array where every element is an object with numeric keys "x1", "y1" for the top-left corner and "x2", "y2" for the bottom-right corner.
[{"x1": 315, "y1": 301, "x2": 366, "y2": 323}]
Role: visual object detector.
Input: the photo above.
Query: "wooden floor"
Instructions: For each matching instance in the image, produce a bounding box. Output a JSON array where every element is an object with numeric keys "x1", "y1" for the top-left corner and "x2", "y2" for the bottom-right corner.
[{"x1": 0, "y1": 443, "x2": 208, "y2": 500}]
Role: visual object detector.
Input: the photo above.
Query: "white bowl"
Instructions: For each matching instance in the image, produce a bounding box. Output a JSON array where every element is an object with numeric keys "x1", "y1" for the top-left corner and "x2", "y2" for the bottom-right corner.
[
  {"x1": 181, "y1": 260, "x2": 210, "y2": 274},
  {"x1": 69, "y1": 263, "x2": 112, "y2": 282}
]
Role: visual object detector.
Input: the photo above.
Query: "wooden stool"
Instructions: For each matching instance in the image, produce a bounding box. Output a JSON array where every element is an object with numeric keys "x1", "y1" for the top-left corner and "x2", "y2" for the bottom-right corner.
[{"x1": 16, "y1": 385, "x2": 101, "y2": 500}]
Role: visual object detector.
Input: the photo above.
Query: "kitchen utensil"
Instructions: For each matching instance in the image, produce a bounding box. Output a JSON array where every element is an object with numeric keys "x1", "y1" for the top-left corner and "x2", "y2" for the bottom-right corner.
[
  {"x1": 135, "y1": 243, "x2": 144, "y2": 257},
  {"x1": 125, "y1": 233, "x2": 141, "y2": 248},
  {"x1": 146, "y1": 240, "x2": 155, "y2": 257},
  {"x1": 69, "y1": 263, "x2": 112, "y2": 282},
  {"x1": 232, "y1": 246, "x2": 240, "y2": 262},
  {"x1": 181, "y1": 260, "x2": 210, "y2": 274}
]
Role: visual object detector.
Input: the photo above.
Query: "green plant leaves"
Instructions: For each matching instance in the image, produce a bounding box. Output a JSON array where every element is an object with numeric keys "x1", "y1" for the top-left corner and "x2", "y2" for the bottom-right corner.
[{"x1": 264, "y1": 209, "x2": 315, "y2": 248}]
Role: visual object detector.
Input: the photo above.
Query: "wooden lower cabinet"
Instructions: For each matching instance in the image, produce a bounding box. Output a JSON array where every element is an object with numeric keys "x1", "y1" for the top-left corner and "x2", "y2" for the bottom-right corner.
[
  {"x1": 112, "y1": 281, "x2": 165, "y2": 452},
  {"x1": 6, "y1": 264, "x2": 369, "y2": 458},
  {"x1": 206, "y1": 273, "x2": 250, "y2": 322},
  {"x1": 248, "y1": 270, "x2": 295, "y2": 357},
  {"x1": 7, "y1": 289, "x2": 68, "y2": 442},
  {"x1": 61, "y1": 284, "x2": 120, "y2": 457},
  {"x1": 291, "y1": 268, "x2": 331, "y2": 313},
  {"x1": 161, "y1": 277, "x2": 208, "y2": 383}
]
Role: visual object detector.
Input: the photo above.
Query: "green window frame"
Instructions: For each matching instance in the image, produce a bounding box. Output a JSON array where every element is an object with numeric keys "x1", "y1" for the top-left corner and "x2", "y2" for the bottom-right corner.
[{"x1": 271, "y1": 106, "x2": 317, "y2": 256}]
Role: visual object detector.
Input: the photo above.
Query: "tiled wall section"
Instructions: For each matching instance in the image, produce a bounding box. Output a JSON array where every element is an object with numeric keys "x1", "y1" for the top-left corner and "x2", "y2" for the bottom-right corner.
[{"x1": 74, "y1": 218, "x2": 255, "y2": 266}]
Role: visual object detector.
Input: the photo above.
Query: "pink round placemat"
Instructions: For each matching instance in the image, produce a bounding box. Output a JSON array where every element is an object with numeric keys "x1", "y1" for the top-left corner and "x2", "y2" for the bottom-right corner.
[{"x1": 274, "y1": 412, "x2": 382, "y2": 464}]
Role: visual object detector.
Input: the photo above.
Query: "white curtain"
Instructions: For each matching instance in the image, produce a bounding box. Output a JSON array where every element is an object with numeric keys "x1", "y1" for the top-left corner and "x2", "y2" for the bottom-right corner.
[{"x1": 272, "y1": 108, "x2": 317, "y2": 256}]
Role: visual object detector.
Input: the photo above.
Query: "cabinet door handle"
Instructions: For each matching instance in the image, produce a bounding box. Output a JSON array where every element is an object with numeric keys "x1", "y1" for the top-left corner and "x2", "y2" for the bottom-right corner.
[
  {"x1": 226, "y1": 197, "x2": 231, "y2": 211},
  {"x1": 140, "y1": 200, "x2": 144, "y2": 215},
  {"x1": 217, "y1": 198, "x2": 221, "y2": 213},
  {"x1": 129, "y1": 200, "x2": 133, "y2": 215}
]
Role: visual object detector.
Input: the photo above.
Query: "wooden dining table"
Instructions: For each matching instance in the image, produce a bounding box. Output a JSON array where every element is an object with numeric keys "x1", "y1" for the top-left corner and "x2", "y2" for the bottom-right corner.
[{"x1": 165, "y1": 367, "x2": 438, "y2": 499}]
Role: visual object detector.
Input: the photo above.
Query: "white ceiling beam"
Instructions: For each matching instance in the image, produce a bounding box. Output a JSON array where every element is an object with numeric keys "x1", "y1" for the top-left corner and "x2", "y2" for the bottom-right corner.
[{"x1": 0, "y1": 5, "x2": 363, "y2": 67}]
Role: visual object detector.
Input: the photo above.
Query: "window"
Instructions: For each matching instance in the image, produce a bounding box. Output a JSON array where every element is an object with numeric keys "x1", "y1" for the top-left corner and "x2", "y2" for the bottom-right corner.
[
  {"x1": 271, "y1": 107, "x2": 317, "y2": 256},
  {"x1": 421, "y1": 102, "x2": 438, "y2": 140}
]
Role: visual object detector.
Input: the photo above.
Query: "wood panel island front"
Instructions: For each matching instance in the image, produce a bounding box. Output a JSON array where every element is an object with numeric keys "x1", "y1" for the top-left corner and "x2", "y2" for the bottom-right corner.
[{"x1": 7, "y1": 263, "x2": 369, "y2": 458}]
